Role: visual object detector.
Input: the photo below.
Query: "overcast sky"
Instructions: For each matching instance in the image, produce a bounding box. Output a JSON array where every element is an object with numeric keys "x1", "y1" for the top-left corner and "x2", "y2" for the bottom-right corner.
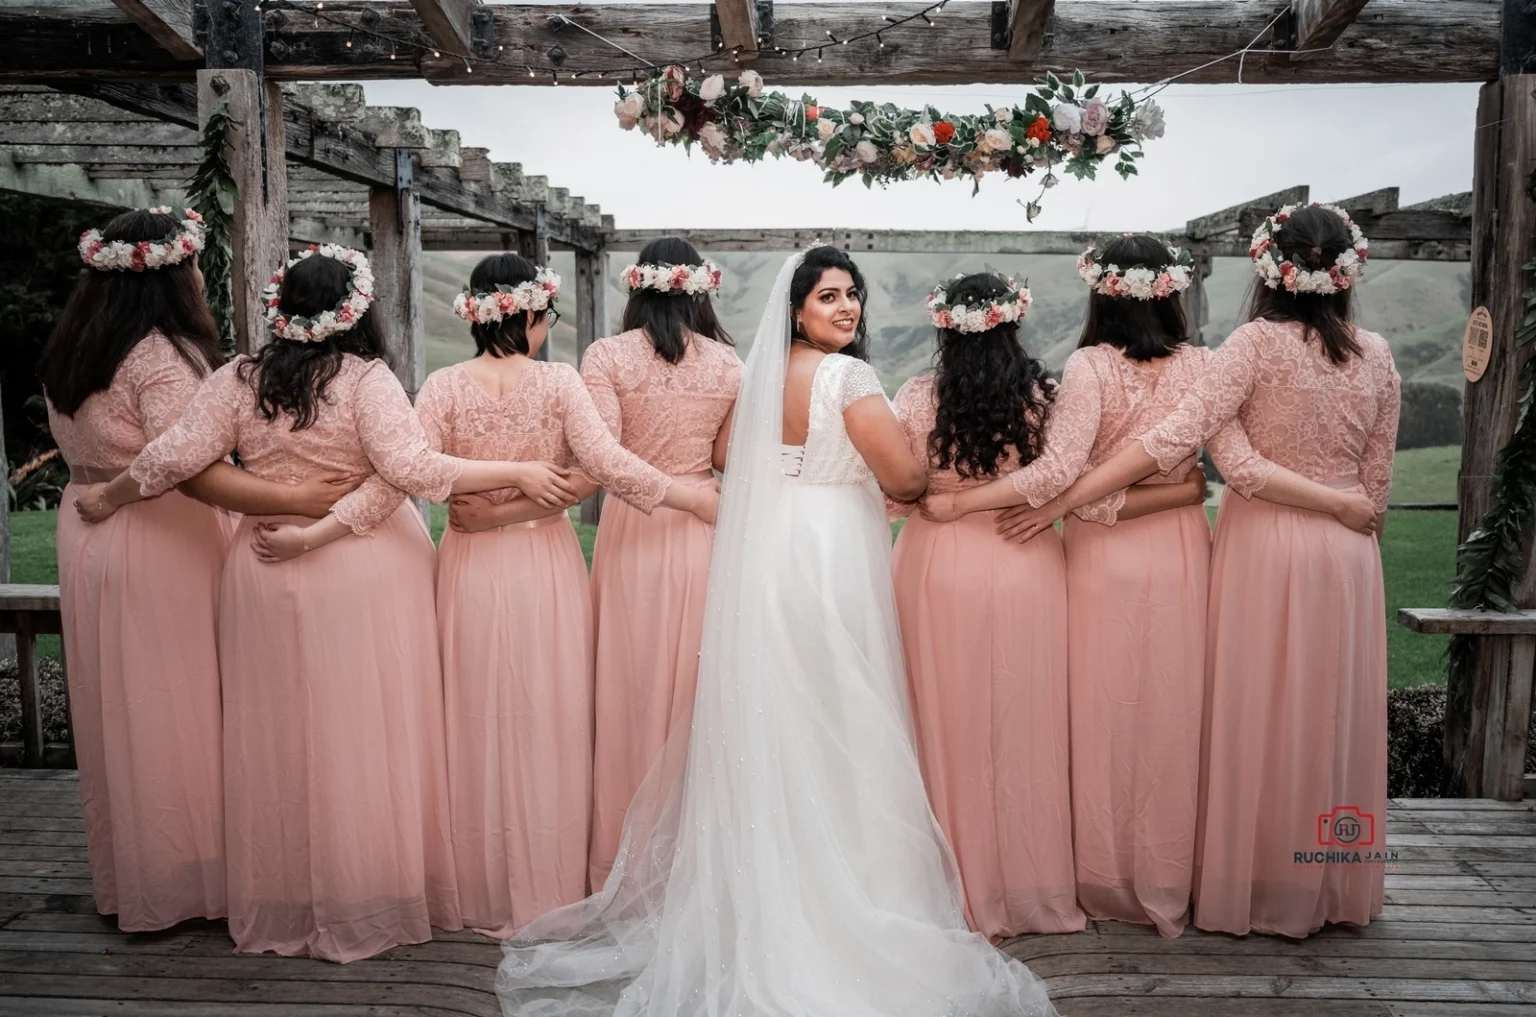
[{"x1": 355, "y1": 1, "x2": 1479, "y2": 234}]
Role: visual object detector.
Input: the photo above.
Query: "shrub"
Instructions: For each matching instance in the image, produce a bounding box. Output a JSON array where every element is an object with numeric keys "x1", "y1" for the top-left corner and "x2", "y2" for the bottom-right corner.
[{"x1": 1396, "y1": 382, "x2": 1463, "y2": 451}]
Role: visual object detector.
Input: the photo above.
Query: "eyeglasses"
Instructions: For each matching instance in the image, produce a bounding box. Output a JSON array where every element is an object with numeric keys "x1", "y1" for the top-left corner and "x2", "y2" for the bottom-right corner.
[{"x1": 545, "y1": 307, "x2": 561, "y2": 327}]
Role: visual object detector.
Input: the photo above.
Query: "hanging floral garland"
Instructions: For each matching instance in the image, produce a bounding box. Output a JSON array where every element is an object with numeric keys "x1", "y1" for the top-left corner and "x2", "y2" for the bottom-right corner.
[
  {"x1": 186, "y1": 101, "x2": 239, "y2": 358},
  {"x1": 614, "y1": 67, "x2": 1165, "y2": 219}
]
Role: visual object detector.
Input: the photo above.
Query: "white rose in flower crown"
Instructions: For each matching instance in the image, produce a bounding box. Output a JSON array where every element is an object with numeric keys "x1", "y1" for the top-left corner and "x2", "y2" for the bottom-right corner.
[
  {"x1": 982, "y1": 128, "x2": 1012, "y2": 153},
  {"x1": 1131, "y1": 100, "x2": 1165, "y2": 142},
  {"x1": 817, "y1": 117, "x2": 838, "y2": 141},
  {"x1": 856, "y1": 139, "x2": 880, "y2": 164},
  {"x1": 737, "y1": 69, "x2": 763, "y2": 97},
  {"x1": 1122, "y1": 266, "x2": 1156, "y2": 300},
  {"x1": 1080, "y1": 100, "x2": 1109, "y2": 136},
  {"x1": 699, "y1": 74, "x2": 726, "y2": 103},
  {"x1": 994, "y1": 108, "x2": 1013, "y2": 124},
  {"x1": 1052, "y1": 103, "x2": 1083, "y2": 134},
  {"x1": 1095, "y1": 134, "x2": 1118, "y2": 156},
  {"x1": 909, "y1": 122, "x2": 936, "y2": 148}
]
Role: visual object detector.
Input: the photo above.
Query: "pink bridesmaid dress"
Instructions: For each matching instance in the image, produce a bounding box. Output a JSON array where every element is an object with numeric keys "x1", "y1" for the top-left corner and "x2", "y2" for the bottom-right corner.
[
  {"x1": 46, "y1": 331, "x2": 231, "y2": 932},
  {"x1": 1139, "y1": 319, "x2": 1400, "y2": 938},
  {"x1": 1002, "y1": 344, "x2": 1237, "y2": 937},
  {"x1": 129, "y1": 355, "x2": 468, "y2": 962},
  {"x1": 416, "y1": 360, "x2": 671, "y2": 935},
  {"x1": 889, "y1": 375, "x2": 1086, "y2": 938},
  {"x1": 582, "y1": 328, "x2": 741, "y2": 890}
]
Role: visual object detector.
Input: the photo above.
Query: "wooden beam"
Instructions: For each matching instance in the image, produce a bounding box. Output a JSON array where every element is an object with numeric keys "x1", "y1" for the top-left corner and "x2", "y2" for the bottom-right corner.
[
  {"x1": 0, "y1": 1, "x2": 1501, "y2": 86},
  {"x1": 520, "y1": 208, "x2": 551, "y2": 360},
  {"x1": 1181, "y1": 254, "x2": 1213, "y2": 346},
  {"x1": 1332, "y1": 186, "x2": 1400, "y2": 216},
  {"x1": 369, "y1": 150, "x2": 426, "y2": 397},
  {"x1": 1292, "y1": 0, "x2": 1373, "y2": 60},
  {"x1": 108, "y1": 0, "x2": 200, "y2": 60},
  {"x1": 1007, "y1": 0, "x2": 1055, "y2": 60},
  {"x1": 1185, "y1": 186, "x2": 1310, "y2": 239},
  {"x1": 714, "y1": 0, "x2": 761, "y2": 54},
  {"x1": 0, "y1": 383, "x2": 11, "y2": 664},
  {"x1": 409, "y1": 0, "x2": 479, "y2": 56}
]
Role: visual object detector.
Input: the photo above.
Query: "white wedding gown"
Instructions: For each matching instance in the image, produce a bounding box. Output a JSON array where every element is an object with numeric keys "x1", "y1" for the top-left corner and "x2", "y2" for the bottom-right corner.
[{"x1": 495, "y1": 251, "x2": 1058, "y2": 1017}]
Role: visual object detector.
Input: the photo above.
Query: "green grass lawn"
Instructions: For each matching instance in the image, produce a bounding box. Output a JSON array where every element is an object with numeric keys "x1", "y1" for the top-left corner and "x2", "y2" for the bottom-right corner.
[{"x1": 1389, "y1": 445, "x2": 1460, "y2": 504}]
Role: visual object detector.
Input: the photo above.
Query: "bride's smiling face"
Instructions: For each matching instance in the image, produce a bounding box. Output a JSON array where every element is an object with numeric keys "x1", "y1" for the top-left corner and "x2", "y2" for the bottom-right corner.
[{"x1": 795, "y1": 268, "x2": 862, "y2": 351}]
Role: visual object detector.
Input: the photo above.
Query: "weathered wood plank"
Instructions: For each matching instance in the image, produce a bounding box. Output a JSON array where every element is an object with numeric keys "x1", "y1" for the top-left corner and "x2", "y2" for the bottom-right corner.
[
  {"x1": 1007, "y1": 0, "x2": 1055, "y2": 60},
  {"x1": 0, "y1": 975, "x2": 501, "y2": 1017},
  {"x1": 1293, "y1": 0, "x2": 1374, "y2": 59},
  {"x1": 369, "y1": 153, "x2": 427, "y2": 398},
  {"x1": 108, "y1": 0, "x2": 200, "y2": 60},
  {"x1": 714, "y1": 0, "x2": 761, "y2": 54},
  {"x1": 1039, "y1": 973, "x2": 1536, "y2": 1002},
  {"x1": 409, "y1": 0, "x2": 478, "y2": 56},
  {"x1": 1399, "y1": 608, "x2": 1536, "y2": 635},
  {"x1": 1185, "y1": 185, "x2": 1310, "y2": 239},
  {"x1": 0, "y1": 1000, "x2": 477, "y2": 1017}
]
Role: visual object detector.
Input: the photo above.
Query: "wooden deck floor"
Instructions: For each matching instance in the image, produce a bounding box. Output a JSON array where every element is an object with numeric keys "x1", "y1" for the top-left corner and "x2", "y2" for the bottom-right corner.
[{"x1": 1, "y1": 770, "x2": 1533, "y2": 1017}]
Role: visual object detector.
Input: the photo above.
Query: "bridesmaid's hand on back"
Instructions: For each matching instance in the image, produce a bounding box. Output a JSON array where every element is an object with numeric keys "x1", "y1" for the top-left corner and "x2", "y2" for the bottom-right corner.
[{"x1": 290, "y1": 470, "x2": 367, "y2": 519}]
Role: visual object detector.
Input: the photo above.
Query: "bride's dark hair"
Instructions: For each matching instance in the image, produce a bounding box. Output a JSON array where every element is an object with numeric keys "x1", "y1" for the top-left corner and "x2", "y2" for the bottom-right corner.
[
  {"x1": 789, "y1": 245, "x2": 871, "y2": 362},
  {"x1": 621, "y1": 236, "x2": 733, "y2": 365},
  {"x1": 928, "y1": 272, "x2": 1054, "y2": 478}
]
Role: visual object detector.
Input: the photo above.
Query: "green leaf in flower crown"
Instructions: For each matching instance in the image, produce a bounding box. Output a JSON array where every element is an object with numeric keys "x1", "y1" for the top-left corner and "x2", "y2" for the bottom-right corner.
[
  {"x1": 1073, "y1": 70, "x2": 1085, "y2": 88},
  {"x1": 1045, "y1": 71, "x2": 1061, "y2": 91},
  {"x1": 863, "y1": 173, "x2": 873, "y2": 189},
  {"x1": 1025, "y1": 93, "x2": 1051, "y2": 118},
  {"x1": 1085, "y1": 84, "x2": 1099, "y2": 99}
]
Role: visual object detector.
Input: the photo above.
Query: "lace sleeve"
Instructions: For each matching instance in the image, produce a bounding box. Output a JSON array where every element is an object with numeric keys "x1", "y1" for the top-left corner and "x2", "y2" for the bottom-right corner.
[
  {"x1": 1008, "y1": 352, "x2": 1101, "y2": 507},
  {"x1": 128, "y1": 361, "x2": 244, "y2": 496},
  {"x1": 352, "y1": 360, "x2": 464, "y2": 502},
  {"x1": 886, "y1": 377, "x2": 927, "y2": 519},
  {"x1": 1361, "y1": 354, "x2": 1401, "y2": 514},
  {"x1": 580, "y1": 341, "x2": 623, "y2": 441},
  {"x1": 558, "y1": 365, "x2": 669, "y2": 513},
  {"x1": 1072, "y1": 489, "x2": 1127, "y2": 525},
  {"x1": 1141, "y1": 323, "x2": 1263, "y2": 473},
  {"x1": 837, "y1": 356, "x2": 887, "y2": 411},
  {"x1": 1205, "y1": 417, "x2": 1277, "y2": 500},
  {"x1": 128, "y1": 334, "x2": 206, "y2": 441},
  {"x1": 332, "y1": 368, "x2": 456, "y2": 536}
]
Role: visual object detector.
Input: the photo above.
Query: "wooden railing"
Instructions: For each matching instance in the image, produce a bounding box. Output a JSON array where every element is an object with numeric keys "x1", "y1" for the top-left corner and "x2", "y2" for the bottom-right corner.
[
  {"x1": 0, "y1": 583, "x2": 71, "y2": 768},
  {"x1": 1398, "y1": 608, "x2": 1536, "y2": 801}
]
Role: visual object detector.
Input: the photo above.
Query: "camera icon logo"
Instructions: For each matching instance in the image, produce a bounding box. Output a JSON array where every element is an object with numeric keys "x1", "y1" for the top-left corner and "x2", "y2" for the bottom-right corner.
[{"x1": 1317, "y1": 805, "x2": 1375, "y2": 847}]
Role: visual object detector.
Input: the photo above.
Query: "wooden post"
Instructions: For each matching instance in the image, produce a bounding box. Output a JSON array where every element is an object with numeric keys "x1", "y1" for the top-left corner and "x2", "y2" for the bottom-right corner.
[
  {"x1": 0, "y1": 382, "x2": 11, "y2": 664},
  {"x1": 1182, "y1": 253, "x2": 1213, "y2": 346},
  {"x1": 368, "y1": 150, "x2": 426, "y2": 399},
  {"x1": 1445, "y1": 5, "x2": 1536, "y2": 795},
  {"x1": 519, "y1": 208, "x2": 551, "y2": 361},
  {"x1": 576, "y1": 247, "x2": 606, "y2": 526}
]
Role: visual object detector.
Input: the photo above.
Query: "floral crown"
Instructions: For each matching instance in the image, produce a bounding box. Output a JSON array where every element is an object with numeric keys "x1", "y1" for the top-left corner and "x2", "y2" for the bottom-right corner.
[
  {"x1": 1250, "y1": 203, "x2": 1369, "y2": 294},
  {"x1": 453, "y1": 267, "x2": 561, "y2": 325},
  {"x1": 927, "y1": 274, "x2": 1033, "y2": 334},
  {"x1": 1077, "y1": 237, "x2": 1194, "y2": 300},
  {"x1": 78, "y1": 206, "x2": 205, "y2": 272},
  {"x1": 621, "y1": 260, "x2": 722, "y2": 296},
  {"x1": 262, "y1": 245, "x2": 375, "y2": 344}
]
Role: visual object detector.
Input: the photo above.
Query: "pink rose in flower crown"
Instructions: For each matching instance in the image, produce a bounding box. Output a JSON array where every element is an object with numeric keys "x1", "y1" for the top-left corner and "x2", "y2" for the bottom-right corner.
[
  {"x1": 662, "y1": 65, "x2": 686, "y2": 101},
  {"x1": 338, "y1": 305, "x2": 354, "y2": 323},
  {"x1": 710, "y1": 266, "x2": 723, "y2": 288},
  {"x1": 670, "y1": 265, "x2": 692, "y2": 288},
  {"x1": 1080, "y1": 100, "x2": 1109, "y2": 136}
]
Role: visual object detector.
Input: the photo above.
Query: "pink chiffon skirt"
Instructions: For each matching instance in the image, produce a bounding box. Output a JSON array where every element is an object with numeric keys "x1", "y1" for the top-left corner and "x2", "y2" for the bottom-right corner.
[
  {"x1": 1193, "y1": 489, "x2": 1388, "y2": 938},
  {"x1": 55, "y1": 483, "x2": 231, "y2": 931},
  {"x1": 891, "y1": 511, "x2": 1085, "y2": 939},
  {"x1": 438, "y1": 513, "x2": 593, "y2": 936},
  {"x1": 218, "y1": 504, "x2": 460, "y2": 962},
  {"x1": 588, "y1": 483, "x2": 715, "y2": 890},
  {"x1": 1063, "y1": 503, "x2": 1209, "y2": 937}
]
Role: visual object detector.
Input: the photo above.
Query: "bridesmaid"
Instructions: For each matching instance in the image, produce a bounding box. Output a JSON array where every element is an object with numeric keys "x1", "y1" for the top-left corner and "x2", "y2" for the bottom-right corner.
[
  {"x1": 79, "y1": 245, "x2": 578, "y2": 961},
  {"x1": 999, "y1": 204, "x2": 1398, "y2": 938},
  {"x1": 584, "y1": 237, "x2": 743, "y2": 889},
  {"x1": 419, "y1": 254, "x2": 717, "y2": 935},
  {"x1": 918, "y1": 240, "x2": 1222, "y2": 937},
  {"x1": 41, "y1": 207, "x2": 359, "y2": 933}
]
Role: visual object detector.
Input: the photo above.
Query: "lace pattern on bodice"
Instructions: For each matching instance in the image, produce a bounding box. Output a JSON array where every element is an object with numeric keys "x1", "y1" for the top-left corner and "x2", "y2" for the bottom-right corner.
[
  {"x1": 783, "y1": 354, "x2": 886, "y2": 486},
  {"x1": 581, "y1": 329, "x2": 742, "y2": 475}
]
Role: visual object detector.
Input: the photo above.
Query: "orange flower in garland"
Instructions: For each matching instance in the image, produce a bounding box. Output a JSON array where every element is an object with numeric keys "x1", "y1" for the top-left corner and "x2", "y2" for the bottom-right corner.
[
  {"x1": 1025, "y1": 115, "x2": 1051, "y2": 145},
  {"x1": 932, "y1": 120, "x2": 956, "y2": 145}
]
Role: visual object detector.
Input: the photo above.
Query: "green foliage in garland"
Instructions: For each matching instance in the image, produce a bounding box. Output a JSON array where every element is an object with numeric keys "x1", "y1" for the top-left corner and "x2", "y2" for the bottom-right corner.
[
  {"x1": 187, "y1": 102, "x2": 239, "y2": 358},
  {"x1": 1443, "y1": 168, "x2": 1536, "y2": 785}
]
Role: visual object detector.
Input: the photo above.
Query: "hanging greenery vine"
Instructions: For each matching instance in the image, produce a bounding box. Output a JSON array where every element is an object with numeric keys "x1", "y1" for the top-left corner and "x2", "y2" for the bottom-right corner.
[
  {"x1": 1444, "y1": 168, "x2": 1536, "y2": 727},
  {"x1": 186, "y1": 102, "x2": 239, "y2": 358}
]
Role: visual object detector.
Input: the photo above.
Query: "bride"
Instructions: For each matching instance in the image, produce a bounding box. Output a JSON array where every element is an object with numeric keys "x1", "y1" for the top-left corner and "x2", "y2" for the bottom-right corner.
[{"x1": 495, "y1": 246, "x2": 1059, "y2": 1017}]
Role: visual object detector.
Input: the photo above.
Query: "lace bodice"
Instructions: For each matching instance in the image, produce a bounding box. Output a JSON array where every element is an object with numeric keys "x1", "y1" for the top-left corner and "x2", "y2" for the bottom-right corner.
[
  {"x1": 1141, "y1": 319, "x2": 1401, "y2": 512},
  {"x1": 130, "y1": 355, "x2": 469, "y2": 534},
  {"x1": 782, "y1": 354, "x2": 887, "y2": 486},
  {"x1": 1000, "y1": 344, "x2": 1260, "y2": 525},
  {"x1": 47, "y1": 331, "x2": 209, "y2": 470},
  {"x1": 415, "y1": 359, "x2": 669, "y2": 513},
  {"x1": 580, "y1": 329, "x2": 742, "y2": 474}
]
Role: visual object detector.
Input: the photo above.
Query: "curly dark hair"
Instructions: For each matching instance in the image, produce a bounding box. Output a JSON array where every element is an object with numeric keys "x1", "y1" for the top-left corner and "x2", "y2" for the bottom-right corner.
[
  {"x1": 237, "y1": 252, "x2": 390, "y2": 430},
  {"x1": 40, "y1": 207, "x2": 223, "y2": 416},
  {"x1": 466, "y1": 252, "x2": 545, "y2": 358},
  {"x1": 1243, "y1": 204, "x2": 1362, "y2": 364},
  {"x1": 1078, "y1": 234, "x2": 1189, "y2": 361},
  {"x1": 789, "y1": 245, "x2": 871, "y2": 362},
  {"x1": 928, "y1": 272, "x2": 1054, "y2": 478},
  {"x1": 620, "y1": 236, "x2": 733, "y2": 364}
]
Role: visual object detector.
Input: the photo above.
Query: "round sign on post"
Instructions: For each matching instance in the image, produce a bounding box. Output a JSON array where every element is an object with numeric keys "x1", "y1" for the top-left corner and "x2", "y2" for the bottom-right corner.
[{"x1": 1464, "y1": 306, "x2": 1494, "y2": 382}]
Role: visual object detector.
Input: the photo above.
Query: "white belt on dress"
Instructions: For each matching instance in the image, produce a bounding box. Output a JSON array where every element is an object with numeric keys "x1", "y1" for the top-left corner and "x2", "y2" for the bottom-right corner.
[{"x1": 67, "y1": 464, "x2": 123, "y2": 485}]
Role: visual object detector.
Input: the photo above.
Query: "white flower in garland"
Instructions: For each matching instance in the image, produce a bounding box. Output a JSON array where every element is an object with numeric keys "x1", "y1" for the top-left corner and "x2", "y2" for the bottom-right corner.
[
  {"x1": 1249, "y1": 203, "x2": 1370, "y2": 295},
  {"x1": 452, "y1": 267, "x2": 562, "y2": 325},
  {"x1": 78, "y1": 206, "x2": 205, "y2": 272},
  {"x1": 1076, "y1": 241, "x2": 1194, "y2": 300},
  {"x1": 926, "y1": 274, "x2": 1033, "y2": 334},
  {"x1": 262, "y1": 245, "x2": 375, "y2": 343},
  {"x1": 621, "y1": 260, "x2": 723, "y2": 296}
]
